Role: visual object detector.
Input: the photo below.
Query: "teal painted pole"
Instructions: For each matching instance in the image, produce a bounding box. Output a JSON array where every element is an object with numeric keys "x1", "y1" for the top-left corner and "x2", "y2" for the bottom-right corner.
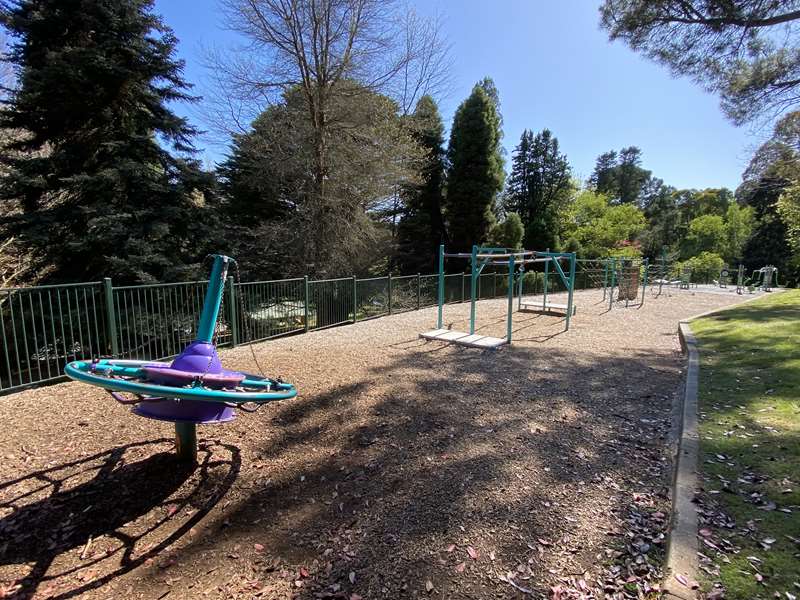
[
  {"x1": 602, "y1": 261, "x2": 609, "y2": 300},
  {"x1": 517, "y1": 266, "x2": 524, "y2": 310},
  {"x1": 641, "y1": 258, "x2": 649, "y2": 307},
  {"x1": 103, "y1": 277, "x2": 119, "y2": 357},
  {"x1": 352, "y1": 275, "x2": 358, "y2": 323},
  {"x1": 228, "y1": 275, "x2": 238, "y2": 347},
  {"x1": 469, "y1": 245, "x2": 478, "y2": 335},
  {"x1": 566, "y1": 253, "x2": 576, "y2": 331},
  {"x1": 507, "y1": 255, "x2": 515, "y2": 343},
  {"x1": 175, "y1": 421, "x2": 197, "y2": 465},
  {"x1": 303, "y1": 275, "x2": 310, "y2": 332},
  {"x1": 543, "y1": 248, "x2": 550, "y2": 310},
  {"x1": 196, "y1": 255, "x2": 231, "y2": 343},
  {"x1": 388, "y1": 273, "x2": 393, "y2": 314},
  {"x1": 437, "y1": 244, "x2": 444, "y2": 329},
  {"x1": 609, "y1": 257, "x2": 616, "y2": 311}
]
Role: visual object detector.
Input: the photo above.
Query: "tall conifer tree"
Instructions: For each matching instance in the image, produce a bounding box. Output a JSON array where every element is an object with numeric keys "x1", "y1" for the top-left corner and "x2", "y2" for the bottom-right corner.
[
  {"x1": 0, "y1": 0, "x2": 215, "y2": 283},
  {"x1": 505, "y1": 129, "x2": 572, "y2": 250},
  {"x1": 395, "y1": 95, "x2": 447, "y2": 273},
  {"x1": 444, "y1": 83, "x2": 504, "y2": 252}
]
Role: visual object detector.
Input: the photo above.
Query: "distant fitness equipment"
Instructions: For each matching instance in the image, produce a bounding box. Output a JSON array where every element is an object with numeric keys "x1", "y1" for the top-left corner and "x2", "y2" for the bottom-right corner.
[
  {"x1": 717, "y1": 267, "x2": 730, "y2": 288},
  {"x1": 605, "y1": 257, "x2": 649, "y2": 309},
  {"x1": 746, "y1": 265, "x2": 781, "y2": 292},
  {"x1": 420, "y1": 244, "x2": 576, "y2": 348}
]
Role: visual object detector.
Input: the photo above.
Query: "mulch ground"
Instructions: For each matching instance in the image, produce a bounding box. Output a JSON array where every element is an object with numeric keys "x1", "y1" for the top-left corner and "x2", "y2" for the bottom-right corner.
[{"x1": 0, "y1": 287, "x2": 754, "y2": 600}]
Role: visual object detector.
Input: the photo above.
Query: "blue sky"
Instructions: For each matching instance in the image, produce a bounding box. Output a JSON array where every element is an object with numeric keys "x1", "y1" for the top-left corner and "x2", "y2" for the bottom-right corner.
[{"x1": 155, "y1": 0, "x2": 757, "y2": 191}]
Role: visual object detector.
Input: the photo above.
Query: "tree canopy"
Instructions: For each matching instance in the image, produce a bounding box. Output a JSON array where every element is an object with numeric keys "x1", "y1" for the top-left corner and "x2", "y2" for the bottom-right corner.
[
  {"x1": 444, "y1": 82, "x2": 504, "y2": 252},
  {"x1": 0, "y1": 0, "x2": 214, "y2": 283},
  {"x1": 600, "y1": 0, "x2": 800, "y2": 125}
]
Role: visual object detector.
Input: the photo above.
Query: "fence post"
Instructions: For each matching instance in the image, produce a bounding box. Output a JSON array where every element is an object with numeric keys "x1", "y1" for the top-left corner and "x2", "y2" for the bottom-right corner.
[
  {"x1": 493, "y1": 272, "x2": 497, "y2": 298},
  {"x1": 461, "y1": 273, "x2": 466, "y2": 303},
  {"x1": 352, "y1": 275, "x2": 358, "y2": 323},
  {"x1": 103, "y1": 278, "x2": 119, "y2": 357},
  {"x1": 388, "y1": 273, "x2": 393, "y2": 314},
  {"x1": 227, "y1": 275, "x2": 238, "y2": 347},
  {"x1": 416, "y1": 273, "x2": 421, "y2": 310},
  {"x1": 303, "y1": 275, "x2": 309, "y2": 332}
]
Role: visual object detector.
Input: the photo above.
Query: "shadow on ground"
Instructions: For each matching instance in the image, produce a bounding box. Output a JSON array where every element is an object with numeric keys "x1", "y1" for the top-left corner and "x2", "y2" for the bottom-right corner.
[{"x1": 0, "y1": 439, "x2": 240, "y2": 599}]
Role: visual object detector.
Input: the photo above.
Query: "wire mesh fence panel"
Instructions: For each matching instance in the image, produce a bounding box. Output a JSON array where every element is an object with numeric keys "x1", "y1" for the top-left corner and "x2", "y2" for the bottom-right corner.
[
  {"x1": 0, "y1": 283, "x2": 106, "y2": 392},
  {"x1": 389, "y1": 275, "x2": 419, "y2": 313},
  {"x1": 575, "y1": 260, "x2": 608, "y2": 290},
  {"x1": 355, "y1": 277, "x2": 389, "y2": 320},
  {"x1": 113, "y1": 281, "x2": 231, "y2": 361},
  {"x1": 235, "y1": 278, "x2": 305, "y2": 343},
  {"x1": 418, "y1": 275, "x2": 439, "y2": 307},
  {"x1": 309, "y1": 278, "x2": 353, "y2": 329}
]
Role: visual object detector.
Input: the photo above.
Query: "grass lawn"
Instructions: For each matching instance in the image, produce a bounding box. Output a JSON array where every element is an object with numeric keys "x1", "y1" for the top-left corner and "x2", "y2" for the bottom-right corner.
[{"x1": 691, "y1": 290, "x2": 800, "y2": 599}]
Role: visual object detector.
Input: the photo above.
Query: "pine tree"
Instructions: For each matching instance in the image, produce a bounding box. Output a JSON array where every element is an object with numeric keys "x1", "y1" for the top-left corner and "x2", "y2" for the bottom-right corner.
[
  {"x1": 395, "y1": 95, "x2": 447, "y2": 273},
  {"x1": 0, "y1": 0, "x2": 215, "y2": 283},
  {"x1": 505, "y1": 129, "x2": 572, "y2": 250},
  {"x1": 444, "y1": 83, "x2": 504, "y2": 252},
  {"x1": 590, "y1": 151, "x2": 618, "y2": 197}
]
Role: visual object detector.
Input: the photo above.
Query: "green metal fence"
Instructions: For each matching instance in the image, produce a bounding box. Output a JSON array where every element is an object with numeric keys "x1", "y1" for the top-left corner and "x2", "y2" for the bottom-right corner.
[{"x1": 0, "y1": 261, "x2": 625, "y2": 394}]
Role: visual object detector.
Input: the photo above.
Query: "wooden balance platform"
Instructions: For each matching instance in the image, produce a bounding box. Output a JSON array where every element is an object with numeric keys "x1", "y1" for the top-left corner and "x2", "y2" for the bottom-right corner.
[
  {"x1": 419, "y1": 328, "x2": 507, "y2": 349},
  {"x1": 518, "y1": 300, "x2": 576, "y2": 316}
]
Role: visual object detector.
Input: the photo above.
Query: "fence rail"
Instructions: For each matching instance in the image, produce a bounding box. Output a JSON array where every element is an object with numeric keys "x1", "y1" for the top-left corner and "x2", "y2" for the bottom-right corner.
[{"x1": 0, "y1": 261, "x2": 649, "y2": 394}]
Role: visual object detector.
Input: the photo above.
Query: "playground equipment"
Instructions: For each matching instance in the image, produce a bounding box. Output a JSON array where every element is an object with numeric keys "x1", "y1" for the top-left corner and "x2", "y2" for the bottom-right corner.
[
  {"x1": 420, "y1": 245, "x2": 576, "y2": 348},
  {"x1": 64, "y1": 254, "x2": 297, "y2": 464},
  {"x1": 717, "y1": 266, "x2": 731, "y2": 288},
  {"x1": 518, "y1": 247, "x2": 577, "y2": 317},
  {"x1": 736, "y1": 264, "x2": 746, "y2": 294},
  {"x1": 746, "y1": 265, "x2": 781, "y2": 292},
  {"x1": 604, "y1": 257, "x2": 650, "y2": 309}
]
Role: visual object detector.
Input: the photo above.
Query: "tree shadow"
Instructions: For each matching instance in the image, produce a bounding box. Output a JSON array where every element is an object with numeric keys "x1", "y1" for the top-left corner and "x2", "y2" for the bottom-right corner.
[
  {"x1": 145, "y1": 343, "x2": 681, "y2": 598},
  {"x1": 0, "y1": 439, "x2": 240, "y2": 600}
]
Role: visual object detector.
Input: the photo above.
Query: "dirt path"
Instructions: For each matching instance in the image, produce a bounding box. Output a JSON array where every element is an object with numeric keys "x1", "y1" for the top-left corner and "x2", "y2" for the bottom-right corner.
[{"x1": 0, "y1": 288, "x2": 755, "y2": 600}]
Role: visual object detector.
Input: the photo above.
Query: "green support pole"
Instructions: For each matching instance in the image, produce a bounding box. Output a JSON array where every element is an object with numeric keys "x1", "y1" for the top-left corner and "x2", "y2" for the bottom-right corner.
[
  {"x1": 228, "y1": 275, "x2": 238, "y2": 347},
  {"x1": 543, "y1": 248, "x2": 550, "y2": 310},
  {"x1": 507, "y1": 255, "x2": 515, "y2": 343},
  {"x1": 103, "y1": 277, "x2": 119, "y2": 357},
  {"x1": 566, "y1": 253, "x2": 576, "y2": 331},
  {"x1": 602, "y1": 261, "x2": 609, "y2": 300},
  {"x1": 175, "y1": 421, "x2": 197, "y2": 465},
  {"x1": 437, "y1": 244, "x2": 444, "y2": 329},
  {"x1": 303, "y1": 275, "x2": 310, "y2": 332},
  {"x1": 352, "y1": 275, "x2": 358, "y2": 323},
  {"x1": 641, "y1": 258, "x2": 649, "y2": 307},
  {"x1": 387, "y1": 273, "x2": 393, "y2": 314},
  {"x1": 469, "y1": 245, "x2": 478, "y2": 335},
  {"x1": 609, "y1": 257, "x2": 616, "y2": 311},
  {"x1": 517, "y1": 266, "x2": 524, "y2": 310}
]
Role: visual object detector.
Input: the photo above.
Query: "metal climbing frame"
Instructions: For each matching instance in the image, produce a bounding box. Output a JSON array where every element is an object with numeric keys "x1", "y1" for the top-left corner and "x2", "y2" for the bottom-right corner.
[{"x1": 435, "y1": 245, "x2": 577, "y2": 344}]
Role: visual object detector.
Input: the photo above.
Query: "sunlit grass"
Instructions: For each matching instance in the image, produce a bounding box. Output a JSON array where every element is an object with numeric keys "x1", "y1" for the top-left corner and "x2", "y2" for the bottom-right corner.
[{"x1": 691, "y1": 290, "x2": 800, "y2": 599}]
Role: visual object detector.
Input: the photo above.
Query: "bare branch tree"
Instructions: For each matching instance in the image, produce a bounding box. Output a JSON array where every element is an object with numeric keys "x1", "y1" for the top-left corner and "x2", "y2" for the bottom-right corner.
[{"x1": 209, "y1": 0, "x2": 451, "y2": 272}]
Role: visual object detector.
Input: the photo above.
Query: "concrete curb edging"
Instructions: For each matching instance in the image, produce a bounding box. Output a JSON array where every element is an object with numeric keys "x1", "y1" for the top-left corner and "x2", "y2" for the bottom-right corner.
[
  {"x1": 663, "y1": 322, "x2": 701, "y2": 600},
  {"x1": 663, "y1": 291, "x2": 784, "y2": 598}
]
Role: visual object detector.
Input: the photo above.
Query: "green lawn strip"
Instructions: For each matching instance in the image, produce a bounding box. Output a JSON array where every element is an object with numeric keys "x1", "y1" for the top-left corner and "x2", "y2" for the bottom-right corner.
[{"x1": 691, "y1": 290, "x2": 800, "y2": 600}]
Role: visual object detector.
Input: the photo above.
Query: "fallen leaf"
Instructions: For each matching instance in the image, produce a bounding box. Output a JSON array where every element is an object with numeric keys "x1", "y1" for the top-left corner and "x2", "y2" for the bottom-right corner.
[
  {"x1": 349, "y1": 571, "x2": 356, "y2": 584},
  {"x1": 254, "y1": 543, "x2": 265, "y2": 552},
  {"x1": 425, "y1": 579, "x2": 434, "y2": 593},
  {"x1": 455, "y1": 562, "x2": 466, "y2": 573},
  {"x1": 299, "y1": 567, "x2": 309, "y2": 578},
  {"x1": 445, "y1": 544, "x2": 455, "y2": 553},
  {"x1": 466, "y1": 546, "x2": 479, "y2": 560}
]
